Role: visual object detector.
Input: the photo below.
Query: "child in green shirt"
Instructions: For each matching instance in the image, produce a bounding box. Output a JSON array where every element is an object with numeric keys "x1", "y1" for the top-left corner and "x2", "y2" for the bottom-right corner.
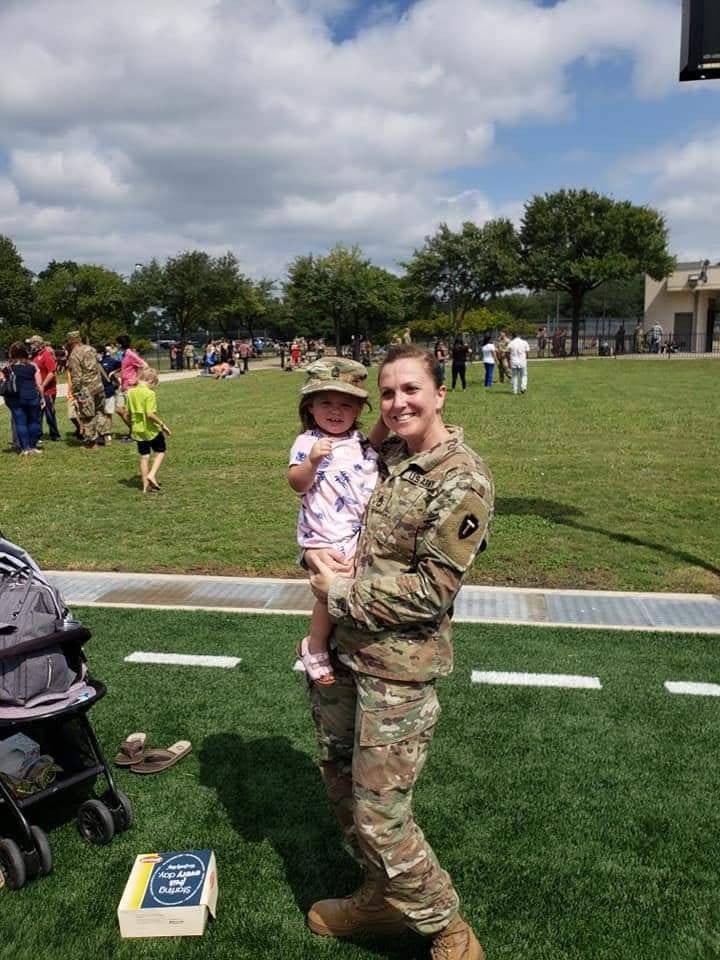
[{"x1": 126, "y1": 367, "x2": 171, "y2": 493}]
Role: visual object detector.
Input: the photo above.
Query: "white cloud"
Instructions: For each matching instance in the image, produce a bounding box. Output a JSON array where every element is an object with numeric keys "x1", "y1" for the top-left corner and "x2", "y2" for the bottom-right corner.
[
  {"x1": 10, "y1": 146, "x2": 130, "y2": 205},
  {"x1": 0, "y1": 0, "x2": 684, "y2": 276},
  {"x1": 620, "y1": 132, "x2": 720, "y2": 262}
]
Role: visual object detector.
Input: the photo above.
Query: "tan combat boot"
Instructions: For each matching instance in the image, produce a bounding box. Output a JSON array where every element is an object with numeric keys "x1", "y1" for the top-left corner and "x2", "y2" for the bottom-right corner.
[
  {"x1": 431, "y1": 915, "x2": 485, "y2": 960},
  {"x1": 307, "y1": 877, "x2": 406, "y2": 938}
]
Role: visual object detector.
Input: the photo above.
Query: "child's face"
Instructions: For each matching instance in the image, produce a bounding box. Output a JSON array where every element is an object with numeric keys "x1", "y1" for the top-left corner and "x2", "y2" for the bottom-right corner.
[{"x1": 309, "y1": 390, "x2": 360, "y2": 436}]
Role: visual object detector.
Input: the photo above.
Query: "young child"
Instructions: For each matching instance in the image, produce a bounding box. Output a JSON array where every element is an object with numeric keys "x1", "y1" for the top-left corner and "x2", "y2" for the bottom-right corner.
[
  {"x1": 126, "y1": 367, "x2": 171, "y2": 493},
  {"x1": 288, "y1": 359, "x2": 386, "y2": 684}
]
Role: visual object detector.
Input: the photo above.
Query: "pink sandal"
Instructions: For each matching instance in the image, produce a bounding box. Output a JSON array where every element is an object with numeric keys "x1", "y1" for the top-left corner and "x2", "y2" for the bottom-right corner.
[{"x1": 296, "y1": 636, "x2": 335, "y2": 685}]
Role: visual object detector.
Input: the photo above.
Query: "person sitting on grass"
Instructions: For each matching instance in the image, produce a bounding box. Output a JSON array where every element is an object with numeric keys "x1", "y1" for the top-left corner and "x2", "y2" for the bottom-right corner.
[
  {"x1": 209, "y1": 361, "x2": 241, "y2": 379},
  {"x1": 126, "y1": 366, "x2": 171, "y2": 493},
  {"x1": 288, "y1": 358, "x2": 386, "y2": 685}
]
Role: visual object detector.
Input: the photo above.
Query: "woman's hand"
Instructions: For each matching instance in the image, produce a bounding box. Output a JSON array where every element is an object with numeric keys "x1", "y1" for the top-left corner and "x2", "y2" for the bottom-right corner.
[
  {"x1": 304, "y1": 548, "x2": 353, "y2": 576},
  {"x1": 309, "y1": 556, "x2": 346, "y2": 603}
]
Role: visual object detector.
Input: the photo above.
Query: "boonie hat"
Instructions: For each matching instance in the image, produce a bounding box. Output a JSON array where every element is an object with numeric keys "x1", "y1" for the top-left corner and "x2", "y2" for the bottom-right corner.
[
  {"x1": 300, "y1": 358, "x2": 369, "y2": 400},
  {"x1": 66, "y1": 330, "x2": 82, "y2": 340},
  {"x1": 26, "y1": 335, "x2": 44, "y2": 347}
]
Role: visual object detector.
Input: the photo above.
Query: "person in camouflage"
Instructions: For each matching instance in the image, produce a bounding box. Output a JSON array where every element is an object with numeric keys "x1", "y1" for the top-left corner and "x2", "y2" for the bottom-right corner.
[
  {"x1": 65, "y1": 331, "x2": 106, "y2": 449},
  {"x1": 305, "y1": 343, "x2": 494, "y2": 960},
  {"x1": 496, "y1": 330, "x2": 511, "y2": 383}
]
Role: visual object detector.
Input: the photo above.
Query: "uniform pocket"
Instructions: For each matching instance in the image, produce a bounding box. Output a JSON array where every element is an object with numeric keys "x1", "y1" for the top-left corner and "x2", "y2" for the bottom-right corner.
[
  {"x1": 355, "y1": 688, "x2": 441, "y2": 794},
  {"x1": 366, "y1": 485, "x2": 428, "y2": 563},
  {"x1": 359, "y1": 688, "x2": 441, "y2": 747}
]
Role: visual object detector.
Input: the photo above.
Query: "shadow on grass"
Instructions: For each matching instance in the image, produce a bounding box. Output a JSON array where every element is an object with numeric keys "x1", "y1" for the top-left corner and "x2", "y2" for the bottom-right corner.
[
  {"x1": 199, "y1": 733, "x2": 421, "y2": 958},
  {"x1": 199, "y1": 732, "x2": 353, "y2": 907},
  {"x1": 498, "y1": 497, "x2": 720, "y2": 578},
  {"x1": 117, "y1": 476, "x2": 142, "y2": 490}
]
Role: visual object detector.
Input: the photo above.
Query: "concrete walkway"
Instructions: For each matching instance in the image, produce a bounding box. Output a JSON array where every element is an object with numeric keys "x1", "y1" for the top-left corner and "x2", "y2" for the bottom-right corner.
[{"x1": 46, "y1": 570, "x2": 720, "y2": 635}]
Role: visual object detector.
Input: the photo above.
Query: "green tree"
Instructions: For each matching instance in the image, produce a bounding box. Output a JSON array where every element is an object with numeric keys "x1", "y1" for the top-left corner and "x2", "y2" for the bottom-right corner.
[
  {"x1": 583, "y1": 275, "x2": 645, "y2": 320},
  {"x1": 402, "y1": 219, "x2": 521, "y2": 334},
  {"x1": 0, "y1": 235, "x2": 34, "y2": 330},
  {"x1": 34, "y1": 263, "x2": 131, "y2": 344},
  {"x1": 36, "y1": 259, "x2": 79, "y2": 282},
  {"x1": 285, "y1": 244, "x2": 403, "y2": 352},
  {"x1": 163, "y1": 251, "x2": 221, "y2": 342},
  {"x1": 127, "y1": 259, "x2": 167, "y2": 339},
  {"x1": 0, "y1": 323, "x2": 35, "y2": 352},
  {"x1": 214, "y1": 276, "x2": 282, "y2": 341},
  {"x1": 520, "y1": 189, "x2": 675, "y2": 355}
]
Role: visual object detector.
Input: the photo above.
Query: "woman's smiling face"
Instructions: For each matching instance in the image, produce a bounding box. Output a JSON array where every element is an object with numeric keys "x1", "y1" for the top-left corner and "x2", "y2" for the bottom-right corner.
[{"x1": 379, "y1": 357, "x2": 448, "y2": 453}]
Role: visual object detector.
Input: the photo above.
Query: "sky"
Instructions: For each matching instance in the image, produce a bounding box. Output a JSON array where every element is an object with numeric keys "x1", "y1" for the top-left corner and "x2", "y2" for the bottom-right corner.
[{"x1": 0, "y1": 0, "x2": 718, "y2": 281}]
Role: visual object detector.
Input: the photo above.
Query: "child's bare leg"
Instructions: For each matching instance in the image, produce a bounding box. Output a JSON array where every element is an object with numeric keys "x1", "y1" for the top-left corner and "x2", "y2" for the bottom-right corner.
[
  {"x1": 147, "y1": 450, "x2": 165, "y2": 486},
  {"x1": 299, "y1": 599, "x2": 334, "y2": 683},
  {"x1": 308, "y1": 599, "x2": 332, "y2": 656},
  {"x1": 139, "y1": 454, "x2": 151, "y2": 492}
]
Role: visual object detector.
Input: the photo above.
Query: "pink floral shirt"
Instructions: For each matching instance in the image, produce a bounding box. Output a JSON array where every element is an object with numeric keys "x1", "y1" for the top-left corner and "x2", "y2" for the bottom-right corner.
[{"x1": 289, "y1": 429, "x2": 378, "y2": 556}]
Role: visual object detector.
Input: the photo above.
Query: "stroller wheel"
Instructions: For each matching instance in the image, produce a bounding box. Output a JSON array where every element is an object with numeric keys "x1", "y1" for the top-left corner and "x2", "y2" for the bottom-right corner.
[
  {"x1": 102, "y1": 789, "x2": 134, "y2": 832},
  {"x1": 0, "y1": 838, "x2": 27, "y2": 890},
  {"x1": 77, "y1": 799, "x2": 116, "y2": 846},
  {"x1": 30, "y1": 826, "x2": 53, "y2": 877}
]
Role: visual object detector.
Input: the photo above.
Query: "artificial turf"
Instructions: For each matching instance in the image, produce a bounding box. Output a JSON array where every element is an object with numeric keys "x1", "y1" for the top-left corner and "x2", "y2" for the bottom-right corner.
[{"x1": 2, "y1": 607, "x2": 719, "y2": 960}]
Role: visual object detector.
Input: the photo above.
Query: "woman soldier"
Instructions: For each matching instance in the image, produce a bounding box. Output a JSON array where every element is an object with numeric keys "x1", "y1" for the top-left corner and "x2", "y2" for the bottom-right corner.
[{"x1": 306, "y1": 343, "x2": 494, "y2": 960}]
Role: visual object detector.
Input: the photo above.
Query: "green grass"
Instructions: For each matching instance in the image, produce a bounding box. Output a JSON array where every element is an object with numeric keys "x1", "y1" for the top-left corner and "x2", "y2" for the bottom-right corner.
[
  {"x1": 0, "y1": 357, "x2": 718, "y2": 593},
  {"x1": 3, "y1": 608, "x2": 720, "y2": 959}
]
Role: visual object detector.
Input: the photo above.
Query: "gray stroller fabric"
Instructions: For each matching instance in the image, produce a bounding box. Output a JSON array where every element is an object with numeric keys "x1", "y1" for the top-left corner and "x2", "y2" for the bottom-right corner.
[{"x1": 0, "y1": 537, "x2": 82, "y2": 707}]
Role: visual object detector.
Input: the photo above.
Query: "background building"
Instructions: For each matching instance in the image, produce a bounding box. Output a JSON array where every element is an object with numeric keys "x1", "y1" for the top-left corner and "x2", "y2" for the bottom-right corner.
[{"x1": 645, "y1": 261, "x2": 720, "y2": 352}]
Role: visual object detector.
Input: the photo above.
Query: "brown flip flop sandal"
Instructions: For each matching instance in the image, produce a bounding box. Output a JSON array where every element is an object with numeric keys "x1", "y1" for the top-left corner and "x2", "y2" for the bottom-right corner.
[
  {"x1": 114, "y1": 732, "x2": 148, "y2": 767},
  {"x1": 130, "y1": 740, "x2": 192, "y2": 775}
]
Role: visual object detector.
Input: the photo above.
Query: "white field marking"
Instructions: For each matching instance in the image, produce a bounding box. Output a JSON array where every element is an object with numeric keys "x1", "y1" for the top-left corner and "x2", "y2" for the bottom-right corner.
[
  {"x1": 293, "y1": 659, "x2": 305, "y2": 672},
  {"x1": 471, "y1": 670, "x2": 602, "y2": 690},
  {"x1": 125, "y1": 652, "x2": 241, "y2": 669},
  {"x1": 665, "y1": 681, "x2": 720, "y2": 697}
]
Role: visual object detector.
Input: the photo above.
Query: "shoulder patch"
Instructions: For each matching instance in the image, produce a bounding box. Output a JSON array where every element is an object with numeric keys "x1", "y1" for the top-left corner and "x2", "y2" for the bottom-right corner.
[{"x1": 458, "y1": 514, "x2": 479, "y2": 540}]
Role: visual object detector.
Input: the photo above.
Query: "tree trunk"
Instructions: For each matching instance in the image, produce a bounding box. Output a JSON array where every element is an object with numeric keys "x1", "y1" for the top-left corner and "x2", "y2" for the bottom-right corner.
[
  {"x1": 453, "y1": 306, "x2": 464, "y2": 336},
  {"x1": 571, "y1": 294, "x2": 583, "y2": 357}
]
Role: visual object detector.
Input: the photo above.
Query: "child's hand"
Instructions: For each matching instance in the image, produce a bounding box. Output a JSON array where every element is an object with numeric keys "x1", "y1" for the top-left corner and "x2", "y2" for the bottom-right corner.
[
  {"x1": 162, "y1": 423, "x2": 172, "y2": 437},
  {"x1": 309, "y1": 438, "x2": 332, "y2": 464}
]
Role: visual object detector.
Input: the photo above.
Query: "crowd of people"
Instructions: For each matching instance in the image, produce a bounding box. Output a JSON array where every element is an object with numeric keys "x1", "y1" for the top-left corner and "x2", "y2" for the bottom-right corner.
[
  {"x1": 0, "y1": 333, "x2": 170, "y2": 492},
  {"x1": 433, "y1": 330, "x2": 532, "y2": 395},
  {"x1": 193, "y1": 336, "x2": 330, "y2": 377}
]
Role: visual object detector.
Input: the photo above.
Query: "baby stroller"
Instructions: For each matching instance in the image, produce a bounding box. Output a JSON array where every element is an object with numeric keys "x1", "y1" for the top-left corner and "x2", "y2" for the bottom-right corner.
[{"x1": 0, "y1": 534, "x2": 132, "y2": 890}]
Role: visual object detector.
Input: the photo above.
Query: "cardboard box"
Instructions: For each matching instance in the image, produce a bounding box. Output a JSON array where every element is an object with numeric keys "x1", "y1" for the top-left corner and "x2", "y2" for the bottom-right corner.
[{"x1": 118, "y1": 850, "x2": 218, "y2": 938}]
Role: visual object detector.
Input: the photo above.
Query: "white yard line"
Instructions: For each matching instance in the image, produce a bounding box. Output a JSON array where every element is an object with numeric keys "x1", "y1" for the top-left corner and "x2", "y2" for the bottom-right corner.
[
  {"x1": 471, "y1": 670, "x2": 602, "y2": 690},
  {"x1": 124, "y1": 651, "x2": 241, "y2": 668},
  {"x1": 664, "y1": 681, "x2": 720, "y2": 697}
]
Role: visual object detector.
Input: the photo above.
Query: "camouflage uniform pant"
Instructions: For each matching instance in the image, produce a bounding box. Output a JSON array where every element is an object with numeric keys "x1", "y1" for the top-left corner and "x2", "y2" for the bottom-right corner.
[
  {"x1": 307, "y1": 656, "x2": 459, "y2": 935},
  {"x1": 75, "y1": 387, "x2": 106, "y2": 443},
  {"x1": 498, "y1": 353, "x2": 511, "y2": 382}
]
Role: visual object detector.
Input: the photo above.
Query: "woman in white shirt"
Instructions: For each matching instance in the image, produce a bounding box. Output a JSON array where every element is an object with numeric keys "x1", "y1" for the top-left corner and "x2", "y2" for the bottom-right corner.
[{"x1": 481, "y1": 335, "x2": 497, "y2": 388}]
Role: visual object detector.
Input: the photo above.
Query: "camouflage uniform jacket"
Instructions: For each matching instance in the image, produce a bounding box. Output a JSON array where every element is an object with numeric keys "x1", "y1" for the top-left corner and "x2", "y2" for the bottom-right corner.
[
  {"x1": 496, "y1": 334, "x2": 510, "y2": 356},
  {"x1": 67, "y1": 343, "x2": 102, "y2": 393},
  {"x1": 327, "y1": 425, "x2": 494, "y2": 682}
]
